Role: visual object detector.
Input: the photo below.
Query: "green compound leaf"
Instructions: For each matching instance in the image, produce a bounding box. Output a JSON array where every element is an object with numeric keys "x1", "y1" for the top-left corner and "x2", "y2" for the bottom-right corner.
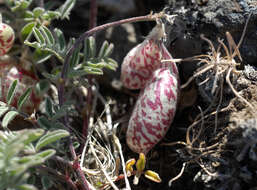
[
  {"x1": 69, "y1": 45, "x2": 81, "y2": 68},
  {"x1": 51, "y1": 105, "x2": 70, "y2": 121},
  {"x1": 36, "y1": 149, "x2": 56, "y2": 160},
  {"x1": 58, "y1": 0, "x2": 76, "y2": 20},
  {"x1": 54, "y1": 28, "x2": 66, "y2": 52},
  {"x1": 2, "y1": 111, "x2": 19, "y2": 128},
  {"x1": 22, "y1": 129, "x2": 45, "y2": 145},
  {"x1": 7, "y1": 80, "x2": 18, "y2": 105},
  {"x1": 17, "y1": 184, "x2": 37, "y2": 190},
  {"x1": 33, "y1": 27, "x2": 45, "y2": 45},
  {"x1": 35, "y1": 80, "x2": 50, "y2": 95},
  {"x1": 35, "y1": 129, "x2": 70, "y2": 151},
  {"x1": 37, "y1": 116, "x2": 52, "y2": 129},
  {"x1": 18, "y1": 149, "x2": 56, "y2": 166},
  {"x1": 105, "y1": 58, "x2": 118, "y2": 71},
  {"x1": 104, "y1": 43, "x2": 114, "y2": 57},
  {"x1": 82, "y1": 66, "x2": 103, "y2": 75},
  {"x1": 39, "y1": 25, "x2": 55, "y2": 46},
  {"x1": 33, "y1": 49, "x2": 52, "y2": 64},
  {"x1": 0, "y1": 105, "x2": 9, "y2": 118},
  {"x1": 17, "y1": 87, "x2": 32, "y2": 111},
  {"x1": 21, "y1": 22, "x2": 36, "y2": 41},
  {"x1": 42, "y1": 11, "x2": 61, "y2": 21},
  {"x1": 24, "y1": 11, "x2": 34, "y2": 22},
  {"x1": 11, "y1": 0, "x2": 32, "y2": 12},
  {"x1": 84, "y1": 36, "x2": 96, "y2": 60},
  {"x1": 32, "y1": 7, "x2": 45, "y2": 18},
  {"x1": 98, "y1": 41, "x2": 109, "y2": 58},
  {"x1": 45, "y1": 97, "x2": 53, "y2": 118}
]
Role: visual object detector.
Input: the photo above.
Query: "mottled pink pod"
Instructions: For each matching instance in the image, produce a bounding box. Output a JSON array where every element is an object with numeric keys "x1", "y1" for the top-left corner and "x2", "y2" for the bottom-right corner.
[
  {"x1": 121, "y1": 40, "x2": 162, "y2": 89},
  {"x1": 121, "y1": 24, "x2": 177, "y2": 89},
  {"x1": 0, "y1": 23, "x2": 15, "y2": 56},
  {"x1": 126, "y1": 67, "x2": 179, "y2": 154},
  {"x1": 122, "y1": 22, "x2": 180, "y2": 154}
]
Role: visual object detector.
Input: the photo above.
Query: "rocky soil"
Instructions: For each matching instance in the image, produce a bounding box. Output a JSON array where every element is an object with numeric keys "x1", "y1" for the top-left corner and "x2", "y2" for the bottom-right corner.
[
  {"x1": 2, "y1": 0, "x2": 256, "y2": 189},
  {"x1": 56, "y1": 0, "x2": 257, "y2": 189}
]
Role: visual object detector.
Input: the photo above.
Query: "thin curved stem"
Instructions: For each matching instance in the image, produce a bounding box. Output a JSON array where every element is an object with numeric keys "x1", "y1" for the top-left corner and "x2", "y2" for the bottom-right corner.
[{"x1": 58, "y1": 12, "x2": 165, "y2": 106}]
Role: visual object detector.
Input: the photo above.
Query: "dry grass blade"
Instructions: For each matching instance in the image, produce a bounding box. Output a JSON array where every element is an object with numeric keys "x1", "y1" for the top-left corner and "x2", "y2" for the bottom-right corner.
[
  {"x1": 89, "y1": 140, "x2": 119, "y2": 190},
  {"x1": 214, "y1": 78, "x2": 224, "y2": 134},
  {"x1": 188, "y1": 106, "x2": 204, "y2": 147},
  {"x1": 113, "y1": 133, "x2": 131, "y2": 190},
  {"x1": 181, "y1": 64, "x2": 215, "y2": 89},
  {"x1": 200, "y1": 34, "x2": 217, "y2": 58},
  {"x1": 232, "y1": 12, "x2": 252, "y2": 59},
  {"x1": 168, "y1": 162, "x2": 187, "y2": 187},
  {"x1": 79, "y1": 82, "x2": 129, "y2": 189},
  {"x1": 226, "y1": 32, "x2": 242, "y2": 61}
]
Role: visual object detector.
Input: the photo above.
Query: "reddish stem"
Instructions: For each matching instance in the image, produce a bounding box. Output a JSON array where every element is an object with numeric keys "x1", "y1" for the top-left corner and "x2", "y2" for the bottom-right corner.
[
  {"x1": 81, "y1": 0, "x2": 98, "y2": 144},
  {"x1": 37, "y1": 165, "x2": 78, "y2": 190},
  {"x1": 89, "y1": 0, "x2": 98, "y2": 30}
]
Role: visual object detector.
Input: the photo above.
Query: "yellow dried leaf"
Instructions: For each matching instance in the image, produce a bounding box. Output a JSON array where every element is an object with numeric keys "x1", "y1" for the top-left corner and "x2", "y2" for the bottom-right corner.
[
  {"x1": 136, "y1": 153, "x2": 146, "y2": 172},
  {"x1": 125, "y1": 158, "x2": 136, "y2": 176},
  {"x1": 144, "y1": 170, "x2": 162, "y2": 183}
]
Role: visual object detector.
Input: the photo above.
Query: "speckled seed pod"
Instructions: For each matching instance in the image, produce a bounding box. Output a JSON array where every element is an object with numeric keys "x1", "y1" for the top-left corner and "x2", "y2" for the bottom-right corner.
[
  {"x1": 121, "y1": 24, "x2": 177, "y2": 90},
  {"x1": 121, "y1": 40, "x2": 162, "y2": 89},
  {"x1": 0, "y1": 56, "x2": 42, "y2": 114},
  {"x1": 123, "y1": 23, "x2": 180, "y2": 154},
  {"x1": 0, "y1": 23, "x2": 15, "y2": 56},
  {"x1": 126, "y1": 67, "x2": 179, "y2": 154}
]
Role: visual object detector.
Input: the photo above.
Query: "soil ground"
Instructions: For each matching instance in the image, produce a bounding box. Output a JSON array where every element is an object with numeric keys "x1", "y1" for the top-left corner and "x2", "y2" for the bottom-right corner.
[{"x1": 57, "y1": 1, "x2": 257, "y2": 189}]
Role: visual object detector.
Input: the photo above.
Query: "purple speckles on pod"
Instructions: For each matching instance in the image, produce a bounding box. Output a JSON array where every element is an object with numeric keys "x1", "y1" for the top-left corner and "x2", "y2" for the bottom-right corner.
[
  {"x1": 121, "y1": 40, "x2": 163, "y2": 89},
  {"x1": 0, "y1": 23, "x2": 15, "y2": 56},
  {"x1": 126, "y1": 68, "x2": 179, "y2": 154},
  {"x1": 121, "y1": 23, "x2": 180, "y2": 154}
]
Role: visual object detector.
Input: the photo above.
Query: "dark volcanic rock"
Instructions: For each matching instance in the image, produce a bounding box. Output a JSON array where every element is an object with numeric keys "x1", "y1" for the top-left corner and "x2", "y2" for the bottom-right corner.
[{"x1": 165, "y1": 0, "x2": 257, "y2": 76}]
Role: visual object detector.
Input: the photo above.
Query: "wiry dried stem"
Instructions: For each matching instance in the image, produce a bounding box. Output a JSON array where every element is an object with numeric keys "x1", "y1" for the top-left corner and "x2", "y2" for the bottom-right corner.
[
  {"x1": 113, "y1": 134, "x2": 131, "y2": 190},
  {"x1": 168, "y1": 162, "x2": 187, "y2": 187},
  {"x1": 200, "y1": 34, "x2": 217, "y2": 58},
  {"x1": 89, "y1": 141, "x2": 119, "y2": 190},
  {"x1": 181, "y1": 64, "x2": 215, "y2": 89},
  {"x1": 232, "y1": 12, "x2": 252, "y2": 59},
  {"x1": 214, "y1": 78, "x2": 224, "y2": 134},
  {"x1": 189, "y1": 106, "x2": 204, "y2": 147},
  {"x1": 165, "y1": 15, "x2": 253, "y2": 184}
]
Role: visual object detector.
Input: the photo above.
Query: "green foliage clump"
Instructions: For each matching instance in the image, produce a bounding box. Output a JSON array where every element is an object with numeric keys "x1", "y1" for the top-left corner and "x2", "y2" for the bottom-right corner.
[
  {"x1": 0, "y1": 129, "x2": 69, "y2": 190},
  {"x1": 0, "y1": 0, "x2": 119, "y2": 189}
]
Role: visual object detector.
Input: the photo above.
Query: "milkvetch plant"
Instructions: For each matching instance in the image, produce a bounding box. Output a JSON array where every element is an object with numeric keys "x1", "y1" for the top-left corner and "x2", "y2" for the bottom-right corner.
[
  {"x1": 0, "y1": 0, "x2": 178, "y2": 189},
  {"x1": 0, "y1": 129, "x2": 69, "y2": 190},
  {"x1": 121, "y1": 19, "x2": 179, "y2": 154}
]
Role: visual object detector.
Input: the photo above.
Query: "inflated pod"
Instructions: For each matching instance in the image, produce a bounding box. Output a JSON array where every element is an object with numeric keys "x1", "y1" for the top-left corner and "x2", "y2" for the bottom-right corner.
[
  {"x1": 122, "y1": 23, "x2": 180, "y2": 154},
  {"x1": 121, "y1": 24, "x2": 178, "y2": 89},
  {"x1": 126, "y1": 67, "x2": 179, "y2": 154},
  {"x1": 0, "y1": 22, "x2": 15, "y2": 56}
]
